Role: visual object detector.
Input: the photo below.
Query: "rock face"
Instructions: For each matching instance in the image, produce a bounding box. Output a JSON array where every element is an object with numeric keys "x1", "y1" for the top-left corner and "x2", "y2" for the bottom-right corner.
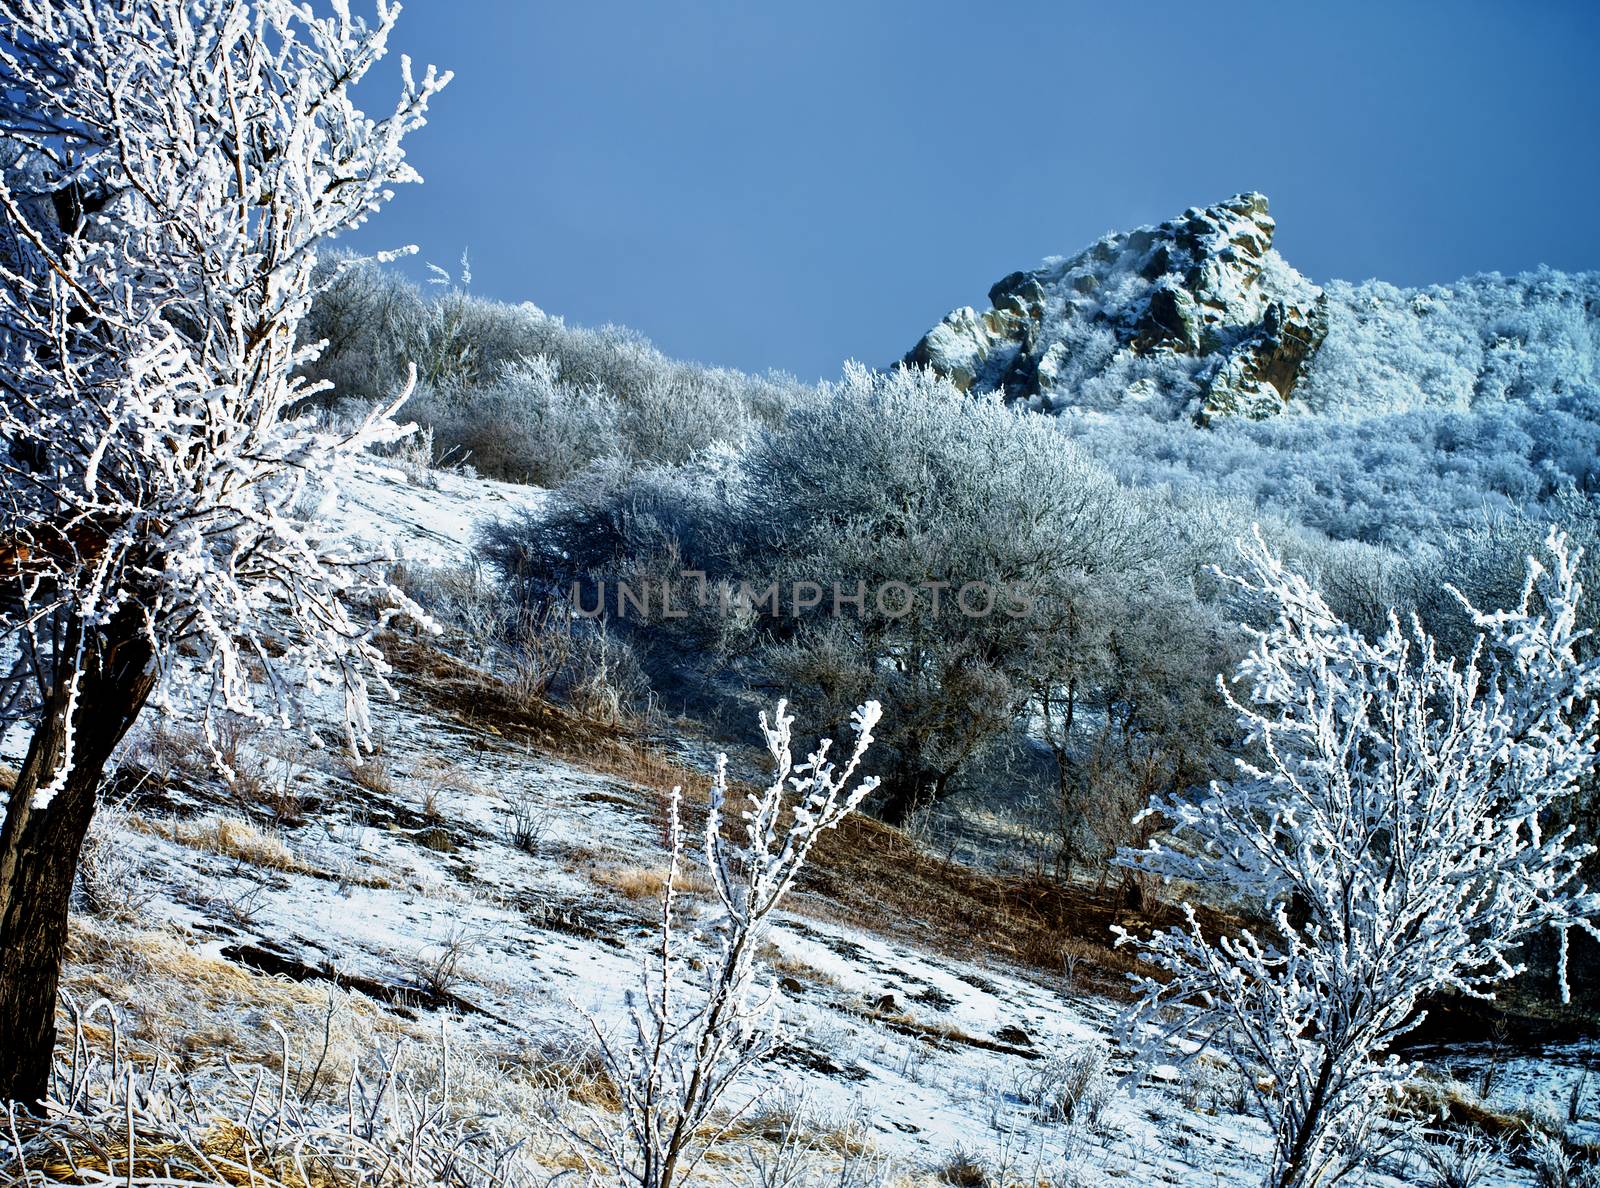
[{"x1": 905, "y1": 193, "x2": 1328, "y2": 422}]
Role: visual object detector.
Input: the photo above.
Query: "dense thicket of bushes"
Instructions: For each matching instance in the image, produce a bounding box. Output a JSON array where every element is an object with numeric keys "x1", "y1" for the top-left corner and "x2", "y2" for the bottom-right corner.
[
  {"x1": 479, "y1": 367, "x2": 1348, "y2": 849},
  {"x1": 299, "y1": 257, "x2": 806, "y2": 484},
  {"x1": 729, "y1": 365, "x2": 1222, "y2": 826}
]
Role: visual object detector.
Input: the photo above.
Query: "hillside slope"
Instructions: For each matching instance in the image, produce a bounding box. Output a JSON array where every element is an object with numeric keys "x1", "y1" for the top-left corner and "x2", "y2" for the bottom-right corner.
[{"x1": 14, "y1": 462, "x2": 1594, "y2": 1187}]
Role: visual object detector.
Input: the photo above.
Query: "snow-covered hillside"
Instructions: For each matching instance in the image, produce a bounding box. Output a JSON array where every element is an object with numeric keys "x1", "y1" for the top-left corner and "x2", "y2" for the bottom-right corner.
[{"x1": 18, "y1": 462, "x2": 1593, "y2": 1188}]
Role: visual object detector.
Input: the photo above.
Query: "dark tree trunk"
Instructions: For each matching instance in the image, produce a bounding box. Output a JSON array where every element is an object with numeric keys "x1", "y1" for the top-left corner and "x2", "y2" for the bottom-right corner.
[{"x1": 0, "y1": 616, "x2": 155, "y2": 1106}]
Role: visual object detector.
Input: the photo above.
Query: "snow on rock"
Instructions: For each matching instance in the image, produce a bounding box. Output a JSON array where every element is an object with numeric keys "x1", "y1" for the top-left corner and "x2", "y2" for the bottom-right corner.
[{"x1": 904, "y1": 192, "x2": 1328, "y2": 422}]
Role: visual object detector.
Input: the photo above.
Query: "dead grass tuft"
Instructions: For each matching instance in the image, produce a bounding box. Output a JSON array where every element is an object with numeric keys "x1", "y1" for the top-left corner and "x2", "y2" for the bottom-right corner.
[
  {"x1": 164, "y1": 813, "x2": 297, "y2": 870},
  {"x1": 1397, "y1": 1078, "x2": 1600, "y2": 1163},
  {"x1": 410, "y1": 755, "x2": 485, "y2": 820},
  {"x1": 935, "y1": 1147, "x2": 994, "y2": 1187},
  {"x1": 342, "y1": 753, "x2": 396, "y2": 798},
  {"x1": 6, "y1": 1114, "x2": 347, "y2": 1188},
  {"x1": 533, "y1": 1046, "x2": 624, "y2": 1113},
  {"x1": 592, "y1": 865, "x2": 709, "y2": 902}
]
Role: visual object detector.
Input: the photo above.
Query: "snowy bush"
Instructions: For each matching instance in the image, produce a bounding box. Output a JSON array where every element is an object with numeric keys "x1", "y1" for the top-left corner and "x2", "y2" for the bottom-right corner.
[
  {"x1": 1298, "y1": 271, "x2": 1600, "y2": 420},
  {"x1": 408, "y1": 356, "x2": 620, "y2": 485},
  {"x1": 479, "y1": 457, "x2": 747, "y2": 674},
  {"x1": 502, "y1": 786, "x2": 553, "y2": 855},
  {"x1": 302, "y1": 261, "x2": 804, "y2": 483},
  {"x1": 563, "y1": 699, "x2": 881, "y2": 1188},
  {"x1": 1018, "y1": 1042, "x2": 1115, "y2": 1130},
  {"x1": 1117, "y1": 529, "x2": 1600, "y2": 1188},
  {"x1": 738, "y1": 363, "x2": 1204, "y2": 823},
  {"x1": 490, "y1": 363, "x2": 1240, "y2": 834}
]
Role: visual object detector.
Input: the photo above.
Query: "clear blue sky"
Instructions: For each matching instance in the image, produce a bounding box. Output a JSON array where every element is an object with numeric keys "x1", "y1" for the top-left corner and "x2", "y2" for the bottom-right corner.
[{"x1": 349, "y1": 0, "x2": 1600, "y2": 381}]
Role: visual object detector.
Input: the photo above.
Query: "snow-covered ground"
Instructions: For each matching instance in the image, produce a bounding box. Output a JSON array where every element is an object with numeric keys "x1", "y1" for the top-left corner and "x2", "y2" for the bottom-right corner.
[
  {"x1": 29, "y1": 462, "x2": 1597, "y2": 1187},
  {"x1": 339, "y1": 464, "x2": 549, "y2": 566}
]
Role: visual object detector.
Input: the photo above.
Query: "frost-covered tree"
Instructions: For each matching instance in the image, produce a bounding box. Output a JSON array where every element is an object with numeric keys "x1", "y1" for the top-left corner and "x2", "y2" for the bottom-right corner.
[
  {"x1": 1116, "y1": 530, "x2": 1600, "y2": 1188},
  {"x1": 0, "y1": 0, "x2": 445, "y2": 1102},
  {"x1": 1027, "y1": 573, "x2": 1234, "y2": 885},
  {"x1": 742, "y1": 363, "x2": 1158, "y2": 822},
  {"x1": 567, "y1": 700, "x2": 881, "y2": 1188}
]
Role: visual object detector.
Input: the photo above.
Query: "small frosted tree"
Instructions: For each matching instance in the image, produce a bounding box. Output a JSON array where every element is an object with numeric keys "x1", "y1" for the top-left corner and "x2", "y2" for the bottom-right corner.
[
  {"x1": 566, "y1": 699, "x2": 881, "y2": 1188},
  {"x1": 1116, "y1": 529, "x2": 1600, "y2": 1188},
  {"x1": 0, "y1": 0, "x2": 446, "y2": 1102}
]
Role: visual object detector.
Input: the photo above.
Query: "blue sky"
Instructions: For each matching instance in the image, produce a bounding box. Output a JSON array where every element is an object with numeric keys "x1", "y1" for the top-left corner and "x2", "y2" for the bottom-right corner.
[{"x1": 350, "y1": 0, "x2": 1600, "y2": 381}]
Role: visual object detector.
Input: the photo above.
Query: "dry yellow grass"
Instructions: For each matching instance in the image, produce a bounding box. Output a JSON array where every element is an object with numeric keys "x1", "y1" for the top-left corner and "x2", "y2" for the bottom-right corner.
[
  {"x1": 8, "y1": 1114, "x2": 346, "y2": 1188},
  {"x1": 592, "y1": 864, "x2": 710, "y2": 902},
  {"x1": 150, "y1": 813, "x2": 298, "y2": 870},
  {"x1": 128, "y1": 808, "x2": 404, "y2": 895},
  {"x1": 409, "y1": 754, "x2": 486, "y2": 820},
  {"x1": 60, "y1": 920, "x2": 398, "y2": 1075},
  {"x1": 758, "y1": 943, "x2": 842, "y2": 989},
  {"x1": 721, "y1": 1102, "x2": 877, "y2": 1161},
  {"x1": 527, "y1": 1046, "x2": 623, "y2": 1113}
]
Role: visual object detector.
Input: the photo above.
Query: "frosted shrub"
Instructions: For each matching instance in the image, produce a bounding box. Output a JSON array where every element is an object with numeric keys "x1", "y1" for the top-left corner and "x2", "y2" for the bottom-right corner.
[
  {"x1": 1416, "y1": 1133, "x2": 1496, "y2": 1188},
  {"x1": 567, "y1": 625, "x2": 651, "y2": 725},
  {"x1": 71, "y1": 801, "x2": 153, "y2": 924},
  {"x1": 1019, "y1": 1042, "x2": 1114, "y2": 1130},
  {"x1": 297, "y1": 255, "x2": 431, "y2": 407},
  {"x1": 408, "y1": 356, "x2": 620, "y2": 484},
  {"x1": 1177, "y1": 1057, "x2": 1249, "y2": 1116},
  {"x1": 1117, "y1": 529, "x2": 1600, "y2": 1188},
  {"x1": 303, "y1": 268, "x2": 806, "y2": 483},
  {"x1": 616, "y1": 369, "x2": 756, "y2": 467},
  {"x1": 393, "y1": 561, "x2": 515, "y2": 661},
  {"x1": 741, "y1": 362, "x2": 1180, "y2": 823},
  {"x1": 564, "y1": 699, "x2": 881, "y2": 1188},
  {"x1": 1064, "y1": 384, "x2": 1600, "y2": 549}
]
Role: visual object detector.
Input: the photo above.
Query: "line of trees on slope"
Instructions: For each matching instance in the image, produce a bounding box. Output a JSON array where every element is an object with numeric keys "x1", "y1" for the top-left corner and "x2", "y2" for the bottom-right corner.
[
  {"x1": 300, "y1": 256, "x2": 808, "y2": 485},
  {"x1": 297, "y1": 256, "x2": 1600, "y2": 888}
]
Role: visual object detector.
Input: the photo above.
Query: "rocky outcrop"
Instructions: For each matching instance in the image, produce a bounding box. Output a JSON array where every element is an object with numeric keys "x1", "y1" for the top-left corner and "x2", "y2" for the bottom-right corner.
[{"x1": 905, "y1": 193, "x2": 1328, "y2": 422}]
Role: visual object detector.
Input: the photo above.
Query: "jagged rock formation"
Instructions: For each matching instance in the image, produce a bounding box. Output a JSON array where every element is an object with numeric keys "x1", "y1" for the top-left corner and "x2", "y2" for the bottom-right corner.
[{"x1": 906, "y1": 193, "x2": 1328, "y2": 422}]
